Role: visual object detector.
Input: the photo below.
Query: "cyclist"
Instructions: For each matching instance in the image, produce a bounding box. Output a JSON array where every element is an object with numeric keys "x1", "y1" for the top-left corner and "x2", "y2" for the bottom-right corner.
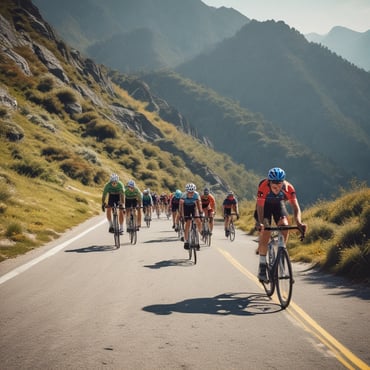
[
  {"x1": 255, "y1": 167, "x2": 306, "y2": 282},
  {"x1": 179, "y1": 183, "x2": 203, "y2": 250},
  {"x1": 101, "y1": 173, "x2": 125, "y2": 233},
  {"x1": 222, "y1": 190, "x2": 239, "y2": 236},
  {"x1": 142, "y1": 189, "x2": 153, "y2": 222},
  {"x1": 169, "y1": 189, "x2": 182, "y2": 231},
  {"x1": 124, "y1": 179, "x2": 142, "y2": 230},
  {"x1": 200, "y1": 187, "x2": 216, "y2": 235}
]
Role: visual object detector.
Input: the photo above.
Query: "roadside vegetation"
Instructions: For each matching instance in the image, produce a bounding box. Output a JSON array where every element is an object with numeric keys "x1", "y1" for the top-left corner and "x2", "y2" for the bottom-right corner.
[{"x1": 235, "y1": 182, "x2": 370, "y2": 283}]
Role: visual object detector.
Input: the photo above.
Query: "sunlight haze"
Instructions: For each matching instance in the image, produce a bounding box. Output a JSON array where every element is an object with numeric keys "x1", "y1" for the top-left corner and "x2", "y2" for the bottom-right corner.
[{"x1": 201, "y1": 0, "x2": 370, "y2": 35}]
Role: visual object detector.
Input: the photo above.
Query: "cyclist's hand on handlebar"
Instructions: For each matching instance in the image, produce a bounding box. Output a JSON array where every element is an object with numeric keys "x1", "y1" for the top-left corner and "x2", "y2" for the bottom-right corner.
[
  {"x1": 255, "y1": 222, "x2": 264, "y2": 232},
  {"x1": 101, "y1": 203, "x2": 106, "y2": 212}
]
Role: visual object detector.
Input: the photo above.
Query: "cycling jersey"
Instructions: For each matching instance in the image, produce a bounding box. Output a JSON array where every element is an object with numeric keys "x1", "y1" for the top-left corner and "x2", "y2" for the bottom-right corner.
[
  {"x1": 142, "y1": 194, "x2": 153, "y2": 207},
  {"x1": 181, "y1": 191, "x2": 201, "y2": 219},
  {"x1": 255, "y1": 179, "x2": 297, "y2": 224},
  {"x1": 223, "y1": 195, "x2": 238, "y2": 216},
  {"x1": 201, "y1": 194, "x2": 216, "y2": 210},
  {"x1": 102, "y1": 181, "x2": 125, "y2": 207},
  {"x1": 170, "y1": 195, "x2": 181, "y2": 212},
  {"x1": 125, "y1": 187, "x2": 142, "y2": 208}
]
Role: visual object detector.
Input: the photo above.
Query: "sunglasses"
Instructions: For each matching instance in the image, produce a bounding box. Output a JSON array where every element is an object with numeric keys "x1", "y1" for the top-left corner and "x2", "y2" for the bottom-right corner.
[{"x1": 271, "y1": 180, "x2": 283, "y2": 184}]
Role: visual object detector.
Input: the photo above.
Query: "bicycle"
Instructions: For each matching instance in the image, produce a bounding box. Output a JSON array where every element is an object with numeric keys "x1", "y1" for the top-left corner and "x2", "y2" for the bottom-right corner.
[
  {"x1": 126, "y1": 206, "x2": 139, "y2": 245},
  {"x1": 225, "y1": 213, "x2": 237, "y2": 241},
  {"x1": 201, "y1": 215, "x2": 211, "y2": 246},
  {"x1": 106, "y1": 203, "x2": 122, "y2": 249},
  {"x1": 261, "y1": 225, "x2": 305, "y2": 309},
  {"x1": 188, "y1": 216, "x2": 201, "y2": 264}
]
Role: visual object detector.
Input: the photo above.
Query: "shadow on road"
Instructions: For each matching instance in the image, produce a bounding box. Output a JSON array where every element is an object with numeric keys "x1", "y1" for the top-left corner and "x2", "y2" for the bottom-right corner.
[
  {"x1": 65, "y1": 245, "x2": 117, "y2": 253},
  {"x1": 142, "y1": 292, "x2": 281, "y2": 316},
  {"x1": 144, "y1": 259, "x2": 194, "y2": 268}
]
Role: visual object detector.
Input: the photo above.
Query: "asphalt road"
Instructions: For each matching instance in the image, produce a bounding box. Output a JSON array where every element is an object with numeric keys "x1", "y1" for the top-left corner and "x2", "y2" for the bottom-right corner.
[{"x1": 1, "y1": 214, "x2": 369, "y2": 370}]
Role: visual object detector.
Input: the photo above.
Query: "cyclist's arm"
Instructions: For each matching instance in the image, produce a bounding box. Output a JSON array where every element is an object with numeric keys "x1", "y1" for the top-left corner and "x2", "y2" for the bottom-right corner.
[{"x1": 289, "y1": 198, "x2": 303, "y2": 226}]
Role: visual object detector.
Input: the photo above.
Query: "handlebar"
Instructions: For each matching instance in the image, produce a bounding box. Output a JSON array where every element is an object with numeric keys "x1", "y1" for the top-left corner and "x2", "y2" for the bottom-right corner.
[{"x1": 264, "y1": 225, "x2": 306, "y2": 241}]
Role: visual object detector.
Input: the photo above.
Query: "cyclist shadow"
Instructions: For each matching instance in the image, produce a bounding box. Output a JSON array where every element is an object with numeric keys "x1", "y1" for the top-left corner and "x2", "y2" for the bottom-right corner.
[
  {"x1": 65, "y1": 245, "x2": 117, "y2": 253},
  {"x1": 144, "y1": 259, "x2": 194, "y2": 269},
  {"x1": 143, "y1": 292, "x2": 281, "y2": 316}
]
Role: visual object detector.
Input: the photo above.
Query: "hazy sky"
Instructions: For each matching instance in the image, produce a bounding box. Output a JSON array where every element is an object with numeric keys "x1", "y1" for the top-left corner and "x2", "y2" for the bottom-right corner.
[{"x1": 201, "y1": 0, "x2": 370, "y2": 35}]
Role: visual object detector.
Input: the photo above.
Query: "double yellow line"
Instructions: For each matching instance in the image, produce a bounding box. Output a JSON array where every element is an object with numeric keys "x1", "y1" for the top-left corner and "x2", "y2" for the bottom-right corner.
[{"x1": 218, "y1": 248, "x2": 370, "y2": 370}]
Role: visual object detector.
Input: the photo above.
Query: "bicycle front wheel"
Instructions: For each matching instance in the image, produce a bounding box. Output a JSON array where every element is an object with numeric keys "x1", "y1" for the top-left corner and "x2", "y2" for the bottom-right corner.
[
  {"x1": 229, "y1": 222, "x2": 235, "y2": 241},
  {"x1": 189, "y1": 227, "x2": 197, "y2": 264},
  {"x1": 113, "y1": 213, "x2": 120, "y2": 248},
  {"x1": 276, "y1": 248, "x2": 294, "y2": 309}
]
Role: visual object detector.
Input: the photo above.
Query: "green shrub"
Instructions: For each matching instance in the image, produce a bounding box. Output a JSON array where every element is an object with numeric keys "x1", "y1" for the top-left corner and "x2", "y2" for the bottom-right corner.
[
  {"x1": 304, "y1": 219, "x2": 335, "y2": 243},
  {"x1": 37, "y1": 77, "x2": 54, "y2": 92},
  {"x1": 11, "y1": 159, "x2": 45, "y2": 178},
  {"x1": 85, "y1": 120, "x2": 118, "y2": 140},
  {"x1": 56, "y1": 89, "x2": 77, "y2": 105},
  {"x1": 5, "y1": 222, "x2": 23, "y2": 239}
]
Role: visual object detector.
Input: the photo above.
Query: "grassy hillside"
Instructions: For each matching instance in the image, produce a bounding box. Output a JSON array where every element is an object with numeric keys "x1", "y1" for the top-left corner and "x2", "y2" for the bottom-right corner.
[{"x1": 0, "y1": 0, "x2": 257, "y2": 261}]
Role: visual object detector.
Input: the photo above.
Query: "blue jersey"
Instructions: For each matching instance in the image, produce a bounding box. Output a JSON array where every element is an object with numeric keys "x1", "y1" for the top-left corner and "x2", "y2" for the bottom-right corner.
[{"x1": 182, "y1": 191, "x2": 200, "y2": 206}]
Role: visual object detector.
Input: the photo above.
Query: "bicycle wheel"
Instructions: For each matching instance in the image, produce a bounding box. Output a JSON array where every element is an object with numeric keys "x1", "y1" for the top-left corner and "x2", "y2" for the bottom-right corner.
[
  {"x1": 262, "y1": 242, "x2": 276, "y2": 296},
  {"x1": 113, "y1": 211, "x2": 120, "y2": 248},
  {"x1": 189, "y1": 226, "x2": 197, "y2": 264},
  {"x1": 229, "y1": 221, "x2": 235, "y2": 241},
  {"x1": 276, "y1": 248, "x2": 294, "y2": 309},
  {"x1": 130, "y1": 215, "x2": 137, "y2": 245}
]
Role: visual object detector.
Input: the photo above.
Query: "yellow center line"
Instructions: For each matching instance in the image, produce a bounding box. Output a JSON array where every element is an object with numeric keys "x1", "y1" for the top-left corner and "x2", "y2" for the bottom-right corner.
[{"x1": 217, "y1": 248, "x2": 370, "y2": 370}]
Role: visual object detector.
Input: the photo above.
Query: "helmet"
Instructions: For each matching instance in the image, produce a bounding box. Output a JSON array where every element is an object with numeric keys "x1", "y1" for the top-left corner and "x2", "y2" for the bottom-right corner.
[
  {"x1": 110, "y1": 173, "x2": 119, "y2": 183},
  {"x1": 175, "y1": 189, "x2": 182, "y2": 198},
  {"x1": 185, "y1": 183, "x2": 196, "y2": 192},
  {"x1": 143, "y1": 189, "x2": 149, "y2": 194},
  {"x1": 227, "y1": 190, "x2": 234, "y2": 196},
  {"x1": 127, "y1": 179, "x2": 135, "y2": 187},
  {"x1": 268, "y1": 167, "x2": 286, "y2": 182},
  {"x1": 204, "y1": 187, "x2": 210, "y2": 195}
]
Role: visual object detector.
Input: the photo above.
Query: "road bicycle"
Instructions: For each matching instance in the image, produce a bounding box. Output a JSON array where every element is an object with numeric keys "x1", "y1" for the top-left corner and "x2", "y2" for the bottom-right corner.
[
  {"x1": 106, "y1": 203, "x2": 122, "y2": 249},
  {"x1": 225, "y1": 213, "x2": 237, "y2": 241},
  {"x1": 188, "y1": 216, "x2": 201, "y2": 264},
  {"x1": 201, "y1": 215, "x2": 212, "y2": 246},
  {"x1": 143, "y1": 206, "x2": 151, "y2": 228},
  {"x1": 261, "y1": 225, "x2": 305, "y2": 309},
  {"x1": 126, "y1": 206, "x2": 139, "y2": 245}
]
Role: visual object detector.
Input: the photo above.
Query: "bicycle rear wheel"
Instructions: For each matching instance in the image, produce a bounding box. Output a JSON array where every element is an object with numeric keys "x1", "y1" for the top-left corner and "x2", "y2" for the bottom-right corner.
[
  {"x1": 276, "y1": 248, "x2": 294, "y2": 309},
  {"x1": 229, "y1": 221, "x2": 235, "y2": 241},
  {"x1": 131, "y1": 216, "x2": 137, "y2": 245}
]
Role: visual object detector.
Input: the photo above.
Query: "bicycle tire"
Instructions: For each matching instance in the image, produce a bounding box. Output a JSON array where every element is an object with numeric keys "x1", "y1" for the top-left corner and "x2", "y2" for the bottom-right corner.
[
  {"x1": 229, "y1": 221, "x2": 235, "y2": 241},
  {"x1": 262, "y1": 241, "x2": 276, "y2": 296},
  {"x1": 276, "y1": 248, "x2": 294, "y2": 309},
  {"x1": 113, "y1": 210, "x2": 120, "y2": 248},
  {"x1": 131, "y1": 214, "x2": 137, "y2": 245},
  {"x1": 189, "y1": 223, "x2": 197, "y2": 264}
]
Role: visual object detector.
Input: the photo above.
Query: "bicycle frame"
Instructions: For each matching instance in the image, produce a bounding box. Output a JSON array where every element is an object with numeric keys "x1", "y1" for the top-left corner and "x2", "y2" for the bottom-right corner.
[{"x1": 262, "y1": 225, "x2": 304, "y2": 309}]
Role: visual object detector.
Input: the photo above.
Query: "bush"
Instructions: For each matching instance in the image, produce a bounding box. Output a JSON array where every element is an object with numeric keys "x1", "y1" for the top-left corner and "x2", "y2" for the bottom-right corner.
[
  {"x1": 85, "y1": 120, "x2": 118, "y2": 140},
  {"x1": 304, "y1": 219, "x2": 335, "y2": 243},
  {"x1": 11, "y1": 159, "x2": 45, "y2": 178},
  {"x1": 5, "y1": 222, "x2": 23, "y2": 239},
  {"x1": 56, "y1": 89, "x2": 77, "y2": 105},
  {"x1": 37, "y1": 77, "x2": 54, "y2": 92}
]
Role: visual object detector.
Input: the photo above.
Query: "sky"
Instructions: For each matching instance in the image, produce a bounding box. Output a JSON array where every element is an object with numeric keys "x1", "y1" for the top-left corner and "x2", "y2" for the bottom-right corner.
[{"x1": 201, "y1": 0, "x2": 370, "y2": 35}]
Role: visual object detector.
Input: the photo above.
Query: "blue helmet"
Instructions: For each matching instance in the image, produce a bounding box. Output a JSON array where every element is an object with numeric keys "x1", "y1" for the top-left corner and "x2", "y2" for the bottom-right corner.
[
  {"x1": 268, "y1": 167, "x2": 286, "y2": 182},
  {"x1": 175, "y1": 189, "x2": 182, "y2": 198}
]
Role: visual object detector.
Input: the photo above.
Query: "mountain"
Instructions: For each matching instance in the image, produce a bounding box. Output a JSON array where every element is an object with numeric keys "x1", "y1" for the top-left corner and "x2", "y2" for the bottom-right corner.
[
  {"x1": 175, "y1": 20, "x2": 370, "y2": 187},
  {"x1": 306, "y1": 26, "x2": 370, "y2": 72},
  {"x1": 0, "y1": 0, "x2": 262, "y2": 254},
  {"x1": 32, "y1": 0, "x2": 249, "y2": 71}
]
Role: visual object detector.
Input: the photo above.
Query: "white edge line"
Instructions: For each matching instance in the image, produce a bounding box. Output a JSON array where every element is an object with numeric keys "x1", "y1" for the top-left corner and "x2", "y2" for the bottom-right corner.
[{"x1": 0, "y1": 219, "x2": 106, "y2": 285}]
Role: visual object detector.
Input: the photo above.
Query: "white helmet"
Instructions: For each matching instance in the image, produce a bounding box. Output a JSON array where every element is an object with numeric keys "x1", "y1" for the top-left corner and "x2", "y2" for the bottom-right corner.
[
  {"x1": 185, "y1": 183, "x2": 196, "y2": 192},
  {"x1": 110, "y1": 173, "x2": 119, "y2": 182},
  {"x1": 127, "y1": 179, "x2": 135, "y2": 187}
]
